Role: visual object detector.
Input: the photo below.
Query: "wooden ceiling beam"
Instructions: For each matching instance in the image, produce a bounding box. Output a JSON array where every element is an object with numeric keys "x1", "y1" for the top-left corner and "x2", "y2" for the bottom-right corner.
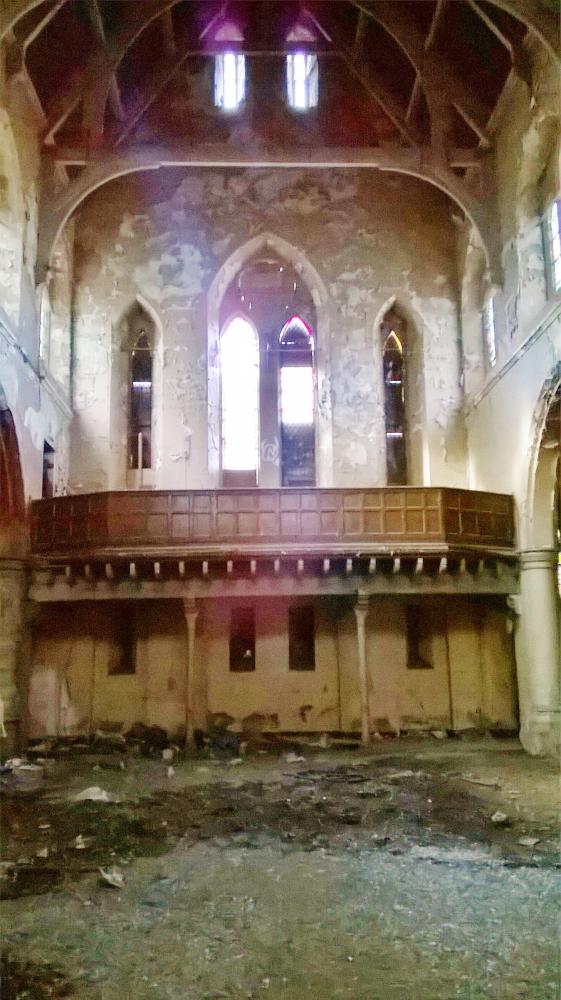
[
  {"x1": 49, "y1": 143, "x2": 483, "y2": 170},
  {"x1": 350, "y1": 1, "x2": 492, "y2": 152},
  {"x1": 339, "y1": 52, "x2": 422, "y2": 146},
  {"x1": 85, "y1": 0, "x2": 125, "y2": 122},
  {"x1": 467, "y1": 0, "x2": 514, "y2": 55},
  {"x1": 406, "y1": 0, "x2": 446, "y2": 123}
]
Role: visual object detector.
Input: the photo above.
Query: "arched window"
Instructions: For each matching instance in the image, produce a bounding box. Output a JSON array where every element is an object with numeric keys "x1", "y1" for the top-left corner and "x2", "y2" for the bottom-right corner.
[
  {"x1": 129, "y1": 331, "x2": 153, "y2": 471},
  {"x1": 382, "y1": 327, "x2": 407, "y2": 485},
  {"x1": 279, "y1": 316, "x2": 315, "y2": 486},
  {"x1": 220, "y1": 316, "x2": 260, "y2": 486},
  {"x1": 0, "y1": 386, "x2": 25, "y2": 524}
]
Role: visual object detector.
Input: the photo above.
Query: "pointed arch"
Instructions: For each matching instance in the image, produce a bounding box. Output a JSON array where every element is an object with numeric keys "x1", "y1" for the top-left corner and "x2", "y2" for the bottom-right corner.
[
  {"x1": 208, "y1": 233, "x2": 333, "y2": 486},
  {"x1": 108, "y1": 296, "x2": 161, "y2": 487},
  {"x1": 376, "y1": 298, "x2": 427, "y2": 486},
  {"x1": 0, "y1": 383, "x2": 25, "y2": 525},
  {"x1": 525, "y1": 364, "x2": 561, "y2": 550}
]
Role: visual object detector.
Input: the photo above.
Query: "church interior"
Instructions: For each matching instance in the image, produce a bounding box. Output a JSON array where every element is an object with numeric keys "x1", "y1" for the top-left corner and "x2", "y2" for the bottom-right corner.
[{"x1": 0, "y1": 0, "x2": 560, "y2": 995}]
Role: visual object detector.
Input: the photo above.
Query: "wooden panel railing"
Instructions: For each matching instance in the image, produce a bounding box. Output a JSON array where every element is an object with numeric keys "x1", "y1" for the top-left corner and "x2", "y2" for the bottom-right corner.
[{"x1": 30, "y1": 487, "x2": 515, "y2": 555}]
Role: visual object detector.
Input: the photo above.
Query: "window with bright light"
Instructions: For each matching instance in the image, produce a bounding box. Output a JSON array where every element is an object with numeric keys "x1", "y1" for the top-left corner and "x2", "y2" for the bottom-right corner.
[
  {"x1": 383, "y1": 328, "x2": 407, "y2": 485},
  {"x1": 482, "y1": 297, "x2": 496, "y2": 368},
  {"x1": 129, "y1": 331, "x2": 153, "y2": 470},
  {"x1": 547, "y1": 199, "x2": 561, "y2": 292},
  {"x1": 220, "y1": 316, "x2": 259, "y2": 473},
  {"x1": 39, "y1": 284, "x2": 51, "y2": 367},
  {"x1": 214, "y1": 52, "x2": 245, "y2": 111},
  {"x1": 280, "y1": 367, "x2": 314, "y2": 425},
  {"x1": 279, "y1": 316, "x2": 315, "y2": 486},
  {"x1": 286, "y1": 52, "x2": 318, "y2": 110}
]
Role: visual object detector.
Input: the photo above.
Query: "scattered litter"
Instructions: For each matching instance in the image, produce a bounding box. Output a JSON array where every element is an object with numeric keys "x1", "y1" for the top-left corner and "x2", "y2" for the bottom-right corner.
[
  {"x1": 228, "y1": 758, "x2": 243, "y2": 766},
  {"x1": 167, "y1": 766, "x2": 175, "y2": 778},
  {"x1": 518, "y1": 836, "x2": 540, "y2": 847},
  {"x1": 372, "y1": 732, "x2": 383, "y2": 741},
  {"x1": 36, "y1": 847, "x2": 49, "y2": 859},
  {"x1": 462, "y1": 774, "x2": 500, "y2": 788},
  {"x1": 162, "y1": 748, "x2": 174, "y2": 761},
  {"x1": 284, "y1": 752, "x2": 305, "y2": 764},
  {"x1": 73, "y1": 786, "x2": 118, "y2": 803},
  {"x1": 99, "y1": 866, "x2": 125, "y2": 889},
  {"x1": 38, "y1": 823, "x2": 51, "y2": 831},
  {"x1": 431, "y1": 730, "x2": 447, "y2": 739},
  {"x1": 491, "y1": 811, "x2": 510, "y2": 825},
  {"x1": 72, "y1": 834, "x2": 89, "y2": 850},
  {"x1": 386, "y1": 769, "x2": 416, "y2": 780}
]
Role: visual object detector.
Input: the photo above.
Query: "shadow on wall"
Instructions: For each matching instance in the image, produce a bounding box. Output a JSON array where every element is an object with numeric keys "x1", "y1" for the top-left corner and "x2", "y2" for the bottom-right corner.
[{"x1": 0, "y1": 382, "x2": 27, "y2": 557}]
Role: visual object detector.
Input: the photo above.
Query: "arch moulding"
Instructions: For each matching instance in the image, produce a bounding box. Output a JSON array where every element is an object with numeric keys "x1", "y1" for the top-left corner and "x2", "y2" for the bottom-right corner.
[
  {"x1": 524, "y1": 362, "x2": 561, "y2": 550},
  {"x1": 36, "y1": 148, "x2": 503, "y2": 287}
]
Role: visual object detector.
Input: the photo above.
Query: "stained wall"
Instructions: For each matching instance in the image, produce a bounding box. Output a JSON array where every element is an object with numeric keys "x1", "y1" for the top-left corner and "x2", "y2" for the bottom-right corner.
[
  {"x1": 70, "y1": 168, "x2": 466, "y2": 492},
  {"x1": 28, "y1": 597, "x2": 517, "y2": 739}
]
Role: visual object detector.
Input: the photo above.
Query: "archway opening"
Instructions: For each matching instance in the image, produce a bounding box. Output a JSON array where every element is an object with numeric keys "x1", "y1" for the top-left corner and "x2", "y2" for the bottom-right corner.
[{"x1": 218, "y1": 252, "x2": 317, "y2": 488}]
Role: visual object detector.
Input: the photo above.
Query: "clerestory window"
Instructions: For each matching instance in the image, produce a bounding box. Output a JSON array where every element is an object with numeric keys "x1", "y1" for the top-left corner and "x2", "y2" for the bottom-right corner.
[
  {"x1": 286, "y1": 52, "x2": 318, "y2": 110},
  {"x1": 214, "y1": 52, "x2": 246, "y2": 111}
]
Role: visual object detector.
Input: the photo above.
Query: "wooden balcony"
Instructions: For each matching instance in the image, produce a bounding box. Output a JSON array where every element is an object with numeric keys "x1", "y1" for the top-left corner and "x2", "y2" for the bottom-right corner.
[{"x1": 30, "y1": 487, "x2": 516, "y2": 559}]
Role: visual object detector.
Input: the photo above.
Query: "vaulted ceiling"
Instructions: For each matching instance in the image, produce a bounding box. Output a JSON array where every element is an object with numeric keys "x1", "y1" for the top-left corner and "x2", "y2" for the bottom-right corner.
[
  {"x1": 2, "y1": 0, "x2": 557, "y2": 160},
  {"x1": 1, "y1": 0, "x2": 559, "y2": 283}
]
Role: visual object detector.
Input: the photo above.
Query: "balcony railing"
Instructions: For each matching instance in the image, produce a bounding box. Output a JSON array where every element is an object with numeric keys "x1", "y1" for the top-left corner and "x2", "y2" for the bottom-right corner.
[{"x1": 30, "y1": 487, "x2": 516, "y2": 557}]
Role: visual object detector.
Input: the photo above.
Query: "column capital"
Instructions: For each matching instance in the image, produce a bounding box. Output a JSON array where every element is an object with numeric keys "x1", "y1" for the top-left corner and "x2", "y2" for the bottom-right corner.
[
  {"x1": 354, "y1": 594, "x2": 370, "y2": 619},
  {"x1": 520, "y1": 549, "x2": 558, "y2": 571},
  {"x1": 182, "y1": 597, "x2": 199, "y2": 620}
]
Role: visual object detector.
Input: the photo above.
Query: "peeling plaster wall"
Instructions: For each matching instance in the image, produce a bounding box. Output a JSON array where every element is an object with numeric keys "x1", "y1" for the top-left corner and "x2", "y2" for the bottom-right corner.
[
  {"x1": 70, "y1": 169, "x2": 466, "y2": 491},
  {"x1": 28, "y1": 597, "x2": 516, "y2": 738},
  {"x1": 462, "y1": 42, "x2": 561, "y2": 546},
  {"x1": 0, "y1": 71, "x2": 71, "y2": 518}
]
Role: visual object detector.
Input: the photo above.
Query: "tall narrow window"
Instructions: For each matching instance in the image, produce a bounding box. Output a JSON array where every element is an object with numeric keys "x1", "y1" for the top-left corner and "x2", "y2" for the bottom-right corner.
[
  {"x1": 482, "y1": 297, "x2": 497, "y2": 368},
  {"x1": 230, "y1": 607, "x2": 256, "y2": 672},
  {"x1": 286, "y1": 52, "x2": 318, "y2": 110},
  {"x1": 279, "y1": 316, "x2": 315, "y2": 486},
  {"x1": 221, "y1": 317, "x2": 259, "y2": 486},
  {"x1": 109, "y1": 605, "x2": 136, "y2": 675},
  {"x1": 406, "y1": 605, "x2": 433, "y2": 669},
  {"x1": 42, "y1": 441, "x2": 55, "y2": 498},
  {"x1": 289, "y1": 606, "x2": 315, "y2": 671},
  {"x1": 383, "y1": 329, "x2": 407, "y2": 485},
  {"x1": 215, "y1": 52, "x2": 245, "y2": 110},
  {"x1": 547, "y1": 199, "x2": 561, "y2": 293},
  {"x1": 38, "y1": 284, "x2": 51, "y2": 369},
  {"x1": 129, "y1": 332, "x2": 153, "y2": 470}
]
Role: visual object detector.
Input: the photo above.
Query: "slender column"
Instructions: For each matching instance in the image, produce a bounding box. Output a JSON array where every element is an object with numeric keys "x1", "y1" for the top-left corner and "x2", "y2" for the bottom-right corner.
[
  {"x1": 182, "y1": 598, "x2": 199, "y2": 744},
  {"x1": 516, "y1": 549, "x2": 560, "y2": 756},
  {"x1": 354, "y1": 595, "x2": 371, "y2": 746}
]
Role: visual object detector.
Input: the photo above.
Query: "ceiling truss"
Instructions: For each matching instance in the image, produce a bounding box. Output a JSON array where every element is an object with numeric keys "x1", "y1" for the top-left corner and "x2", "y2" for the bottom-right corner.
[{"x1": 0, "y1": 0, "x2": 558, "y2": 287}]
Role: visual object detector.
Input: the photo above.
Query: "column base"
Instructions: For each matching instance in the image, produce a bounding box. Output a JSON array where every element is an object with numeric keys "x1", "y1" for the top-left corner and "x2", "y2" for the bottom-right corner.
[{"x1": 519, "y1": 708, "x2": 561, "y2": 757}]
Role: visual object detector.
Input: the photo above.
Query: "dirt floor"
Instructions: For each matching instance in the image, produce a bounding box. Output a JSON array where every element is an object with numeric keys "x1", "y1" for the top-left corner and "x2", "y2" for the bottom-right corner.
[{"x1": 1, "y1": 734, "x2": 559, "y2": 999}]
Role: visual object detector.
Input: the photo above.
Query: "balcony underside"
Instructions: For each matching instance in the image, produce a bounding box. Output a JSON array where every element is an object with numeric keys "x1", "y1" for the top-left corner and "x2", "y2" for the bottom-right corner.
[{"x1": 29, "y1": 486, "x2": 518, "y2": 600}]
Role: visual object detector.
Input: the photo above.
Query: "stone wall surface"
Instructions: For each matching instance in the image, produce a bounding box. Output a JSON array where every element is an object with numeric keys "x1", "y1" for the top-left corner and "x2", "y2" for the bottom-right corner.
[{"x1": 70, "y1": 168, "x2": 465, "y2": 491}]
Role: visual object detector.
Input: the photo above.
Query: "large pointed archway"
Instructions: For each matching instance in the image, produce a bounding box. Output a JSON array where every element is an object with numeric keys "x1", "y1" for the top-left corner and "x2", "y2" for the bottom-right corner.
[{"x1": 207, "y1": 233, "x2": 334, "y2": 487}]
